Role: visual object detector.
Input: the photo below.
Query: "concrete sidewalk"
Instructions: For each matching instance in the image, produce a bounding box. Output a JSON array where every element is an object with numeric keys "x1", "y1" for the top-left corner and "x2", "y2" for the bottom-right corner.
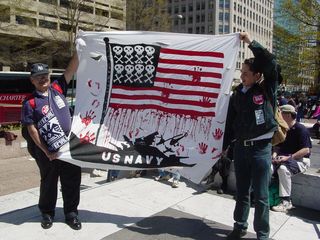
[{"x1": 0, "y1": 175, "x2": 319, "y2": 240}]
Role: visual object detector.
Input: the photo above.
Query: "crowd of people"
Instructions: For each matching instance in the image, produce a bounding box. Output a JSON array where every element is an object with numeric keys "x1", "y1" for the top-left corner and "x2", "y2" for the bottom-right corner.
[{"x1": 19, "y1": 32, "x2": 316, "y2": 240}]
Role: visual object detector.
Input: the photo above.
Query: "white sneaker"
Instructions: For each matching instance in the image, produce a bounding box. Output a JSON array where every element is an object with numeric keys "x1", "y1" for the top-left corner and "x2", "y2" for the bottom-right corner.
[
  {"x1": 272, "y1": 200, "x2": 293, "y2": 212},
  {"x1": 171, "y1": 180, "x2": 179, "y2": 188},
  {"x1": 154, "y1": 175, "x2": 170, "y2": 181}
]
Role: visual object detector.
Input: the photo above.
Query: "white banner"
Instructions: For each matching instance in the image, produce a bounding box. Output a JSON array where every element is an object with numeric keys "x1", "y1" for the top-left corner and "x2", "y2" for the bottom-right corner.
[{"x1": 59, "y1": 31, "x2": 239, "y2": 184}]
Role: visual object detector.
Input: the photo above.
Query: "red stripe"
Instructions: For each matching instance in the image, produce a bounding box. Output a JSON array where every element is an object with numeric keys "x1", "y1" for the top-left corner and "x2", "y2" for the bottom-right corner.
[
  {"x1": 161, "y1": 48, "x2": 224, "y2": 58},
  {"x1": 159, "y1": 58, "x2": 223, "y2": 68},
  {"x1": 109, "y1": 103, "x2": 216, "y2": 117},
  {"x1": 156, "y1": 67, "x2": 222, "y2": 79},
  {"x1": 110, "y1": 93, "x2": 216, "y2": 108},
  {"x1": 155, "y1": 77, "x2": 221, "y2": 89},
  {"x1": 112, "y1": 85, "x2": 218, "y2": 98}
]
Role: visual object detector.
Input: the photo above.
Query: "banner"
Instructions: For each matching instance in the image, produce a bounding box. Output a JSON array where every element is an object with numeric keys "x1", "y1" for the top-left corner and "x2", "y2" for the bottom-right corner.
[{"x1": 59, "y1": 31, "x2": 239, "y2": 183}]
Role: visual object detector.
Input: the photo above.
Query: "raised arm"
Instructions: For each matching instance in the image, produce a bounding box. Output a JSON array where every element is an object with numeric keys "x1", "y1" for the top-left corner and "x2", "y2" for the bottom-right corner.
[{"x1": 64, "y1": 51, "x2": 79, "y2": 84}]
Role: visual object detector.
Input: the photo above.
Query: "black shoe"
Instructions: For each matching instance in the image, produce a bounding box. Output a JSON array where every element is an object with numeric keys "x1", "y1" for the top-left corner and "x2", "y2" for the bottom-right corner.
[
  {"x1": 41, "y1": 214, "x2": 53, "y2": 229},
  {"x1": 227, "y1": 228, "x2": 247, "y2": 239},
  {"x1": 65, "y1": 213, "x2": 82, "y2": 230}
]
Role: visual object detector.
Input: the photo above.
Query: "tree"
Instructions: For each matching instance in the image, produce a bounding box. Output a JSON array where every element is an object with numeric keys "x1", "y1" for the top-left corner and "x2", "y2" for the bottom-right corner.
[
  {"x1": 278, "y1": 0, "x2": 320, "y2": 87},
  {"x1": 0, "y1": 0, "x2": 115, "y2": 70},
  {"x1": 126, "y1": 0, "x2": 171, "y2": 31}
]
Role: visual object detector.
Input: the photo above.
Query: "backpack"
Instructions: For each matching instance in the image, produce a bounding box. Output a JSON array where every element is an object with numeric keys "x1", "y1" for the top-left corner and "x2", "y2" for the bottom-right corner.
[
  {"x1": 271, "y1": 106, "x2": 289, "y2": 146},
  {"x1": 21, "y1": 96, "x2": 37, "y2": 159},
  {"x1": 269, "y1": 178, "x2": 281, "y2": 207}
]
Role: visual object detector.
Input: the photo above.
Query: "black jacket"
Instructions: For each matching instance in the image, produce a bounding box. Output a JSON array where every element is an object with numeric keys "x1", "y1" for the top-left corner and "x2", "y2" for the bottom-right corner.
[{"x1": 223, "y1": 40, "x2": 279, "y2": 150}]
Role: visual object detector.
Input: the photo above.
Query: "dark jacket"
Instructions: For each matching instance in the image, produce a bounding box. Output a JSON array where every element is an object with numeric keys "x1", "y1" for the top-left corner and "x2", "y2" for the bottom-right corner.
[{"x1": 223, "y1": 40, "x2": 279, "y2": 149}]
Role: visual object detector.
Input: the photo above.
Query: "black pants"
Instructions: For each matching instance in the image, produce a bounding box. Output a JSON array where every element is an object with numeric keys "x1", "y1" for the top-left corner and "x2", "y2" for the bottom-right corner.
[{"x1": 34, "y1": 147, "x2": 81, "y2": 217}]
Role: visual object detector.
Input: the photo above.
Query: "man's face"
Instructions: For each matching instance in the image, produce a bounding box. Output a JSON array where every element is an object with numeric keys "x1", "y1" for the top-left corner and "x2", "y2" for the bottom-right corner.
[
  {"x1": 30, "y1": 74, "x2": 50, "y2": 92},
  {"x1": 240, "y1": 63, "x2": 260, "y2": 87},
  {"x1": 281, "y1": 111, "x2": 293, "y2": 124}
]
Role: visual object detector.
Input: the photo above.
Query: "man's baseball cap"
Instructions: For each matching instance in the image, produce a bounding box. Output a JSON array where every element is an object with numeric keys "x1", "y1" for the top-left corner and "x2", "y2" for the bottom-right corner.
[
  {"x1": 280, "y1": 104, "x2": 296, "y2": 114},
  {"x1": 30, "y1": 63, "x2": 49, "y2": 77}
]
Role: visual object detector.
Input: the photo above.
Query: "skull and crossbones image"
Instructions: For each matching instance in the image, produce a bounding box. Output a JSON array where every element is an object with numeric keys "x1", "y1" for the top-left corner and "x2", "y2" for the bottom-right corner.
[
  {"x1": 145, "y1": 65, "x2": 155, "y2": 83},
  {"x1": 114, "y1": 64, "x2": 124, "y2": 83},
  {"x1": 134, "y1": 45, "x2": 145, "y2": 64},
  {"x1": 124, "y1": 46, "x2": 134, "y2": 64},
  {"x1": 124, "y1": 65, "x2": 134, "y2": 83},
  {"x1": 113, "y1": 46, "x2": 123, "y2": 63},
  {"x1": 145, "y1": 46, "x2": 155, "y2": 64},
  {"x1": 134, "y1": 64, "x2": 144, "y2": 83}
]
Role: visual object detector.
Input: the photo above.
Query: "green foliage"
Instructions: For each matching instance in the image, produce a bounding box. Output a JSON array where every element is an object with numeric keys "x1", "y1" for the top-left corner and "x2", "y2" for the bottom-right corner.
[
  {"x1": 277, "y1": 0, "x2": 320, "y2": 86},
  {"x1": 126, "y1": 0, "x2": 171, "y2": 31}
]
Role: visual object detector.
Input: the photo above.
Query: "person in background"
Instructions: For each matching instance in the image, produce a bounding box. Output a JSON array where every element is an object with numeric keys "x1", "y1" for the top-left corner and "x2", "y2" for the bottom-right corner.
[
  {"x1": 271, "y1": 104, "x2": 311, "y2": 212},
  {"x1": 154, "y1": 169, "x2": 180, "y2": 188},
  {"x1": 106, "y1": 169, "x2": 120, "y2": 182},
  {"x1": 296, "y1": 94, "x2": 307, "y2": 122},
  {"x1": 278, "y1": 94, "x2": 288, "y2": 106},
  {"x1": 287, "y1": 94, "x2": 297, "y2": 110},
  {"x1": 21, "y1": 52, "x2": 82, "y2": 230},
  {"x1": 223, "y1": 32, "x2": 280, "y2": 240}
]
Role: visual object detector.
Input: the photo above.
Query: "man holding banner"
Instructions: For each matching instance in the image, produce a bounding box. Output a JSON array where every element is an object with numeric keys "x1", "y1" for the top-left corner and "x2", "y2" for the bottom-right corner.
[
  {"x1": 223, "y1": 32, "x2": 280, "y2": 240},
  {"x1": 21, "y1": 52, "x2": 82, "y2": 230}
]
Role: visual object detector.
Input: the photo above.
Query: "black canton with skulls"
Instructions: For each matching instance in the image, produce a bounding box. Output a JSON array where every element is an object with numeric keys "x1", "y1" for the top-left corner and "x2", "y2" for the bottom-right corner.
[{"x1": 110, "y1": 43, "x2": 161, "y2": 87}]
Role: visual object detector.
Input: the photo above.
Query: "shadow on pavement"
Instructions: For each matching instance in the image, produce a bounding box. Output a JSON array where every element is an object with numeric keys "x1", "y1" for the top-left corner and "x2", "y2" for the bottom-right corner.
[
  {"x1": 102, "y1": 208, "x2": 256, "y2": 240},
  {"x1": 0, "y1": 206, "x2": 145, "y2": 228}
]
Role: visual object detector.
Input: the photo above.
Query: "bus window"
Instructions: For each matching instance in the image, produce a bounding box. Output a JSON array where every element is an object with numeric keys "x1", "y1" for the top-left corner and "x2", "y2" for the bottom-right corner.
[{"x1": 0, "y1": 72, "x2": 76, "y2": 124}]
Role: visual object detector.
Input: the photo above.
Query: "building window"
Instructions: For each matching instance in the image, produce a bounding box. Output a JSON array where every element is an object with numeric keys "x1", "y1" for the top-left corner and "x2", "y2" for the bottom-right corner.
[
  {"x1": 219, "y1": 12, "x2": 223, "y2": 21},
  {"x1": 16, "y1": 16, "x2": 36, "y2": 26},
  {"x1": 39, "y1": 19, "x2": 57, "y2": 30},
  {"x1": 60, "y1": 23, "x2": 71, "y2": 32},
  {"x1": 209, "y1": 0, "x2": 214, "y2": 9},
  {"x1": 96, "y1": 8, "x2": 109, "y2": 18},
  {"x1": 196, "y1": 2, "x2": 200, "y2": 10},
  {"x1": 39, "y1": 0, "x2": 56, "y2": 4},
  {"x1": 201, "y1": 14, "x2": 205, "y2": 22},
  {"x1": 111, "y1": 11, "x2": 123, "y2": 20},
  {"x1": 60, "y1": 0, "x2": 70, "y2": 8}
]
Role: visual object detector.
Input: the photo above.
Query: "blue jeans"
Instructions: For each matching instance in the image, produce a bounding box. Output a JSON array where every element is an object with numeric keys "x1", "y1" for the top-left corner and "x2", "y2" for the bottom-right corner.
[
  {"x1": 158, "y1": 169, "x2": 180, "y2": 180},
  {"x1": 233, "y1": 139, "x2": 272, "y2": 240},
  {"x1": 107, "y1": 170, "x2": 119, "y2": 182}
]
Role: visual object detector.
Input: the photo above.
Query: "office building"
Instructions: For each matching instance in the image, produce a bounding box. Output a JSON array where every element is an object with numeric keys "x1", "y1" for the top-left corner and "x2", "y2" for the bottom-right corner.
[
  {"x1": 0, "y1": 0, "x2": 126, "y2": 70},
  {"x1": 168, "y1": 0, "x2": 274, "y2": 81}
]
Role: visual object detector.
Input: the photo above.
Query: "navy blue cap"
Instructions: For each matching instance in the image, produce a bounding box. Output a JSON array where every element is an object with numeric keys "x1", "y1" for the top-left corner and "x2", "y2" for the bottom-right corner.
[{"x1": 30, "y1": 63, "x2": 49, "y2": 77}]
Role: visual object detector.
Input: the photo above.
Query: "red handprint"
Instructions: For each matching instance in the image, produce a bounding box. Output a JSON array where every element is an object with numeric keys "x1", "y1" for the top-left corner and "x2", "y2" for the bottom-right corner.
[
  {"x1": 161, "y1": 88, "x2": 170, "y2": 98},
  {"x1": 213, "y1": 128, "x2": 223, "y2": 140},
  {"x1": 192, "y1": 67, "x2": 202, "y2": 82},
  {"x1": 176, "y1": 144, "x2": 185, "y2": 156},
  {"x1": 211, "y1": 147, "x2": 217, "y2": 153},
  {"x1": 79, "y1": 131, "x2": 96, "y2": 144},
  {"x1": 198, "y1": 142, "x2": 208, "y2": 154},
  {"x1": 80, "y1": 110, "x2": 96, "y2": 127},
  {"x1": 87, "y1": 79, "x2": 101, "y2": 96},
  {"x1": 200, "y1": 96, "x2": 211, "y2": 103},
  {"x1": 129, "y1": 129, "x2": 140, "y2": 138},
  {"x1": 212, "y1": 152, "x2": 222, "y2": 160},
  {"x1": 91, "y1": 99, "x2": 100, "y2": 108}
]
